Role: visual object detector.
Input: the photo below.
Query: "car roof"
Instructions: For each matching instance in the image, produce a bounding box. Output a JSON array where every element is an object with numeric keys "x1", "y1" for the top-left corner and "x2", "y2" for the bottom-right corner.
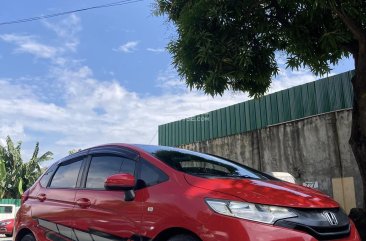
[
  {"x1": 53, "y1": 143, "x2": 190, "y2": 167},
  {"x1": 54, "y1": 143, "x2": 152, "y2": 165}
]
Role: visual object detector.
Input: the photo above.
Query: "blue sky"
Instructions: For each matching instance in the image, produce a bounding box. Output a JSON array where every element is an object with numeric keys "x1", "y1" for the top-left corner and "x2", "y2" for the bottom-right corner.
[{"x1": 0, "y1": 0, "x2": 355, "y2": 162}]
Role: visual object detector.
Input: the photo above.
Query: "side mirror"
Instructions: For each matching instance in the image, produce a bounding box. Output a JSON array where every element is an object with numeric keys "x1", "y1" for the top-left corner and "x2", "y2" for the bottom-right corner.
[{"x1": 105, "y1": 173, "x2": 135, "y2": 190}]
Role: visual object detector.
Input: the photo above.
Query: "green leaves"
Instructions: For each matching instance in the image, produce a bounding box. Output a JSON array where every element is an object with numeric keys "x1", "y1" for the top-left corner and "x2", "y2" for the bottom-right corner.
[
  {"x1": 18, "y1": 178, "x2": 23, "y2": 196},
  {"x1": 0, "y1": 159, "x2": 6, "y2": 198},
  {"x1": 0, "y1": 136, "x2": 53, "y2": 199},
  {"x1": 0, "y1": 160, "x2": 5, "y2": 178},
  {"x1": 155, "y1": 0, "x2": 365, "y2": 96}
]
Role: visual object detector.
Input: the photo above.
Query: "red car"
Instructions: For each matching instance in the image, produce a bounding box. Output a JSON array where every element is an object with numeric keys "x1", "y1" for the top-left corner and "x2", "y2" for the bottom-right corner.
[
  {"x1": 0, "y1": 218, "x2": 14, "y2": 237},
  {"x1": 14, "y1": 144, "x2": 361, "y2": 241}
]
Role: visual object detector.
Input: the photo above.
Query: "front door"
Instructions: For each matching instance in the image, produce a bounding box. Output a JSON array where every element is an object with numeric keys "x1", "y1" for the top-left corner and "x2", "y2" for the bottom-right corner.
[{"x1": 72, "y1": 152, "x2": 144, "y2": 241}]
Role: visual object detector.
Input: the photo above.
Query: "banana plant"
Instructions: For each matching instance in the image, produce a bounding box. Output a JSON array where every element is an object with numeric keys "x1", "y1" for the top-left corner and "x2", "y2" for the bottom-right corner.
[
  {"x1": 0, "y1": 159, "x2": 6, "y2": 198},
  {"x1": 0, "y1": 136, "x2": 53, "y2": 199}
]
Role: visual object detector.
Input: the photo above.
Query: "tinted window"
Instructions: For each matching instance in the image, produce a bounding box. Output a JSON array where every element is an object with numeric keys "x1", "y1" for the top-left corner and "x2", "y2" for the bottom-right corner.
[
  {"x1": 120, "y1": 158, "x2": 136, "y2": 175},
  {"x1": 86, "y1": 155, "x2": 136, "y2": 189},
  {"x1": 50, "y1": 160, "x2": 83, "y2": 188},
  {"x1": 0, "y1": 206, "x2": 12, "y2": 214},
  {"x1": 139, "y1": 159, "x2": 168, "y2": 187},
  {"x1": 136, "y1": 145, "x2": 273, "y2": 180},
  {"x1": 40, "y1": 164, "x2": 57, "y2": 187}
]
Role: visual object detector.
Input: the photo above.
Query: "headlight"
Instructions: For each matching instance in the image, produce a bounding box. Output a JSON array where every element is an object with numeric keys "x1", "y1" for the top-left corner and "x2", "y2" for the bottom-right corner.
[
  {"x1": 0, "y1": 221, "x2": 11, "y2": 225},
  {"x1": 205, "y1": 199, "x2": 297, "y2": 224}
]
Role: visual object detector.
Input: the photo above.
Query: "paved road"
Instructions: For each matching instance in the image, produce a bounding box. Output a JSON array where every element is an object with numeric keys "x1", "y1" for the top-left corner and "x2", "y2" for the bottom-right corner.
[{"x1": 0, "y1": 235, "x2": 12, "y2": 241}]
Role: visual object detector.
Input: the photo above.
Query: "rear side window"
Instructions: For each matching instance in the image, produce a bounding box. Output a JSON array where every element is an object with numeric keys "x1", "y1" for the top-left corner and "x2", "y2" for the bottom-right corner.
[
  {"x1": 40, "y1": 164, "x2": 57, "y2": 187},
  {"x1": 86, "y1": 155, "x2": 136, "y2": 189},
  {"x1": 50, "y1": 159, "x2": 83, "y2": 188},
  {"x1": 139, "y1": 159, "x2": 168, "y2": 187}
]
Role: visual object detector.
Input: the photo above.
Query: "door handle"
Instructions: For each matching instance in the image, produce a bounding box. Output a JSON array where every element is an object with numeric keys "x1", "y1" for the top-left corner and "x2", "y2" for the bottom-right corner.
[
  {"x1": 37, "y1": 193, "x2": 46, "y2": 202},
  {"x1": 76, "y1": 198, "x2": 91, "y2": 208}
]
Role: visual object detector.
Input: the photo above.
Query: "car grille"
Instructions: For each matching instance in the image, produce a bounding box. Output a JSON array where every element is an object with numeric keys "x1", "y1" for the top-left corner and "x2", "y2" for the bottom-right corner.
[{"x1": 274, "y1": 208, "x2": 350, "y2": 240}]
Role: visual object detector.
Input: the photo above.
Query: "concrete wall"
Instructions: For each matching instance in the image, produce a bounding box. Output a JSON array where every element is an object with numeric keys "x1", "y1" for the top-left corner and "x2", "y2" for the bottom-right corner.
[{"x1": 179, "y1": 109, "x2": 363, "y2": 209}]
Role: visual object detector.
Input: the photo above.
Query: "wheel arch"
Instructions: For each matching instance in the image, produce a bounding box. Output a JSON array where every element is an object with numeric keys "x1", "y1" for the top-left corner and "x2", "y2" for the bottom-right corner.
[
  {"x1": 15, "y1": 228, "x2": 34, "y2": 241},
  {"x1": 152, "y1": 227, "x2": 202, "y2": 241}
]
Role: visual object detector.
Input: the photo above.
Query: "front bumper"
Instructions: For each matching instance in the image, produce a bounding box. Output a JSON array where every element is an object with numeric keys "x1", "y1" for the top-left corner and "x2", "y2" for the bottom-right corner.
[
  {"x1": 202, "y1": 214, "x2": 361, "y2": 241},
  {"x1": 0, "y1": 226, "x2": 13, "y2": 235}
]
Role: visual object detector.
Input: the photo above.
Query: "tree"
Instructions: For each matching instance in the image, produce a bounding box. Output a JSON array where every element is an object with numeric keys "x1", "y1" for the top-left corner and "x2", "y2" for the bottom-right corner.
[
  {"x1": 68, "y1": 149, "x2": 82, "y2": 155},
  {"x1": 0, "y1": 136, "x2": 53, "y2": 199},
  {"x1": 155, "y1": 0, "x2": 366, "y2": 208}
]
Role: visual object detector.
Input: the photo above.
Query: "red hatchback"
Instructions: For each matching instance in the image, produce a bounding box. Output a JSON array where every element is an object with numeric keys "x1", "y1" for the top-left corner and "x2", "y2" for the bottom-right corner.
[
  {"x1": 14, "y1": 144, "x2": 361, "y2": 241},
  {"x1": 0, "y1": 218, "x2": 14, "y2": 237}
]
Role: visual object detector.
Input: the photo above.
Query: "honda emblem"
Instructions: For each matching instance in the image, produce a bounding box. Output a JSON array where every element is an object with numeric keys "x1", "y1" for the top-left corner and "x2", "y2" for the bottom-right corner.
[{"x1": 322, "y1": 211, "x2": 338, "y2": 225}]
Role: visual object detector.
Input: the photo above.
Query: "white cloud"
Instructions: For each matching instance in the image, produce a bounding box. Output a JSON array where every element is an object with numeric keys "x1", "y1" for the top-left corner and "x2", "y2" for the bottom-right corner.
[
  {"x1": 0, "y1": 15, "x2": 320, "y2": 164},
  {"x1": 156, "y1": 66, "x2": 186, "y2": 92},
  {"x1": 43, "y1": 14, "x2": 82, "y2": 52},
  {"x1": 115, "y1": 41, "x2": 139, "y2": 53},
  {"x1": 147, "y1": 47, "x2": 165, "y2": 53},
  {"x1": 0, "y1": 34, "x2": 58, "y2": 59},
  {"x1": 0, "y1": 79, "x2": 36, "y2": 99},
  {"x1": 0, "y1": 62, "x2": 319, "y2": 162},
  {"x1": 0, "y1": 122, "x2": 25, "y2": 143},
  {"x1": 0, "y1": 14, "x2": 82, "y2": 66},
  {"x1": 269, "y1": 68, "x2": 316, "y2": 94},
  {"x1": 0, "y1": 64, "x2": 250, "y2": 160}
]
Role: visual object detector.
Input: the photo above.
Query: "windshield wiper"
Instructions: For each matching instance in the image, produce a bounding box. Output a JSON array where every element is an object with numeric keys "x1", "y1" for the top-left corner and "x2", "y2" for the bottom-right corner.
[
  {"x1": 224, "y1": 174, "x2": 260, "y2": 179},
  {"x1": 188, "y1": 172, "x2": 260, "y2": 179}
]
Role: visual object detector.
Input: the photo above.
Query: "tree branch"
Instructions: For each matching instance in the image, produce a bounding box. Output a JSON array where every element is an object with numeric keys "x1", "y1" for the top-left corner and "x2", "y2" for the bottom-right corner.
[
  {"x1": 269, "y1": 0, "x2": 290, "y2": 28},
  {"x1": 330, "y1": 1, "x2": 366, "y2": 44},
  {"x1": 341, "y1": 40, "x2": 359, "y2": 55}
]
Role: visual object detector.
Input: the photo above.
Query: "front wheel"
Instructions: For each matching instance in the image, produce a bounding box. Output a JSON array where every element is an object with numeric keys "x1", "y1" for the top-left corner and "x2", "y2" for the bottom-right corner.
[
  {"x1": 20, "y1": 234, "x2": 36, "y2": 241},
  {"x1": 5, "y1": 233, "x2": 12, "y2": 237},
  {"x1": 168, "y1": 234, "x2": 200, "y2": 241}
]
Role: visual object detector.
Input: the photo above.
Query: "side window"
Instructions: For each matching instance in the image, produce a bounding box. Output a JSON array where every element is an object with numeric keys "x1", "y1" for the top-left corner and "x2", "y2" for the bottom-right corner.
[
  {"x1": 120, "y1": 158, "x2": 136, "y2": 175},
  {"x1": 0, "y1": 206, "x2": 12, "y2": 214},
  {"x1": 49, "y1": 159, "x2": 83, "y2": 188},
  {"x1": 40, "y1": 164, "x2": 57, "y2": 187},
  {"x1": 139, "y1": 159, "x2": 168, "y2": 187},
  {"x1": 86, "y1": 155, "x2": 136, "y2": 189}
]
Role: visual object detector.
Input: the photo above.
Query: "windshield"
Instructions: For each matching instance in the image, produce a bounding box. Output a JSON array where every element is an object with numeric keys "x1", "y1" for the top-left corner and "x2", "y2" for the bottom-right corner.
[
  {"x1": 136, "y1": 145, "x2": 275, "y2": 180},
  {"x1": 0, "y1": 206, "x2": 13, "y2": 214}
]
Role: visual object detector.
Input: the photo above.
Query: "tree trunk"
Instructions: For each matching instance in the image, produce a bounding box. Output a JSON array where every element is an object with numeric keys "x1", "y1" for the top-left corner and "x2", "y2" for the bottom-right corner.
[
  {"x1": 350, "y1": 47, "x2": 366, "y2": 210},
  {"x1": 350, "y1": 93, "x2": 366, "y2": 209}
]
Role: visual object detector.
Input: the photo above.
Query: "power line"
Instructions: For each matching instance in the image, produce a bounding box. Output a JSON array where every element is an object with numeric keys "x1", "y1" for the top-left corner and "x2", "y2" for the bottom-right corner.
[
  {"x1": 0, "y1": 0, "x2": 144, "y2": 26},
  {"x1": 148, "y1": 130, "x2": 158, "y2": 144}
]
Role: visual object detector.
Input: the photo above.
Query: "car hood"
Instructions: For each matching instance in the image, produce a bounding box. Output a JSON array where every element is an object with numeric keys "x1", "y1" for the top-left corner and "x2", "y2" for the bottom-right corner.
[
  {"x1": 0, "y1": 219, "x2": 13, "y2": 224},
  {"x1": 184, "y1": 175, "x2": 339, "y2": 208}
]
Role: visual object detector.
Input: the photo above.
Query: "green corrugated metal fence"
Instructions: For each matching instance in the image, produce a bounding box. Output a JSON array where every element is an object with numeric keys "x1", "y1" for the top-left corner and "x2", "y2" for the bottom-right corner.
[
  {"x1": 159, "y1": 70, "x2": 355, "y2": 146},
  {"x1": 0, "y1": 199, "x2": 21, "y2": 207}
]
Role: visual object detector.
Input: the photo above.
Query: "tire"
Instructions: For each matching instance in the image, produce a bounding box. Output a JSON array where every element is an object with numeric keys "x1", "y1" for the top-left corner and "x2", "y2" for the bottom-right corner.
[
  {"x1": 167, "y1": 234, "x2": 200, "y2": 241},
  {"x1": 20, "y1": 234, "x2": 36, "y2": 241},
  {"x1": 5, "y1": 233, "x2": 12, "y2": 237}
]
